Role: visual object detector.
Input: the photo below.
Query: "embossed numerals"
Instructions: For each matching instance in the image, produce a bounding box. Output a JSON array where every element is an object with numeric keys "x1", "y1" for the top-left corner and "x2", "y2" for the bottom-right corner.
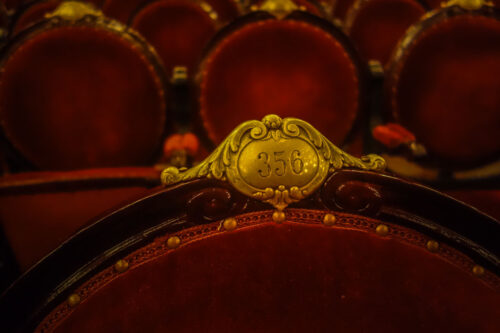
[{"x1": 257, "y1": 150, "x2": 304, "y2": 177}]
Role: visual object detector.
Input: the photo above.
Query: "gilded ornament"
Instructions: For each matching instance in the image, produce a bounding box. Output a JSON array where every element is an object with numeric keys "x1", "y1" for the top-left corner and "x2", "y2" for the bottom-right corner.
[
  {"x1": 472, "y1": 265, "x2": 485, "y2": 276},
  {"x1": 67, "y1": 293, "x2": 81, "y2": 307},
  {"x1": 323, "y1": 213, "x2": 336, "y2": 226},
  {"x1": 375, "y1": 224, "x2": 389, "y2": 236},
  {"x1": 222, "y1": 218, "x2": 238, "y2": 231},
  {"x1": 272, "y1": 210, "x2": 286, "y2": 223},
  {"x1": 199, "y1": 2, "x2": 218, "y2": 21},
  {"x1": 426, "y1": 240, "x2": 439, "y2": 253},
  {"x1": 258, "y1": 0, "x2": 300, "y2": 18},
  {"x1": 45, "y1": 1, "x2": 103, "y2": 21},
  {"x1": 442, "y1": 0, "x2": 493, "y2": 9},
  {"x1": 167, "y1": 236, "x2": 181, "y2": 249},
  {"x1": 114, "y1": 259, "x2": 129, "y2": 273},
  {"x1": 162, "y1": 115, "x2": 385, "y2": 211}
]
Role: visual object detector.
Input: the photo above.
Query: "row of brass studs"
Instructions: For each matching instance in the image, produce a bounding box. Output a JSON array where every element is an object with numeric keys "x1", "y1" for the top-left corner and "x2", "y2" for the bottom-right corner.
[
  {"x1": 322, "y1": 213, "x2": 485, "y2": 277},
  {"x1": 67, "y1": 211, "x2": 486, "y2": 307}
]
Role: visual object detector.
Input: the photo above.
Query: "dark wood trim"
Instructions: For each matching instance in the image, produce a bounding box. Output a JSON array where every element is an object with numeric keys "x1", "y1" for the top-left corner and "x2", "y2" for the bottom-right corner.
[{"x1": 0, "y1": 169, "x2": 498, "y2": 332}]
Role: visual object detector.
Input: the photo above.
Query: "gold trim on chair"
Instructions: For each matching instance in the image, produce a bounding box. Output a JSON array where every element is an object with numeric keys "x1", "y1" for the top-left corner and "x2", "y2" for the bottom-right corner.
[
  {"x1": 162, "y1": 115, "x2": 386, "y2": 211},
  {"x1": 254, "y1": 0, "x2": 301, "y2": 18},
  {"x1": 442, "y1": 0, "x2": 494, "y2": 9},
  {"x1": 45, "y1": 1, "x2": 103, "y2": 21}
]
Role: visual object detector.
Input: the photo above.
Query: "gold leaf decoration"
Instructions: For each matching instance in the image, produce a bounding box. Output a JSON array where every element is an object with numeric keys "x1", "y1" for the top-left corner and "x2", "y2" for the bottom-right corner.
[{"x1": 162, "y1": 115, "x2": 386, "y2": 211}]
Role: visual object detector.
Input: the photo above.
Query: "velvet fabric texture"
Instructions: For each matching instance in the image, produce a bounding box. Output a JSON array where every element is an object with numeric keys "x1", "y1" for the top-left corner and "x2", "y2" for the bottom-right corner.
[
  {"x1": 331, "y1": 0, "x2": 356, "y2": 20},
  {"x1": 104, "y1": 0, "x2": 239, "y2": 24},
  {"x1": 0, "y1": 168, "x2": 160, "y2": 271},
  {"x1": 102, "y1": 0, "x2": 150, "y2": 23},
  {"x1": 45, "y1": 220, "x2": 499, "y2": 332},
  {"x1": 204, "y1": 0, "x2": 241, "y2": 23},
  {"x1": 346, "y1": 0, "x2": 425, "y2": 65},
  {"x1": 392, "y1": 15, "x2": 500, "y2": 166},
  {"x1": 0, "y1": 26, "x2": 166, "y2": 170},
  {"x1": 199, "y1": 20, "x2": 360, "y2": 145},
  {"x1": 131, "y1": 0, "x2": 217, "y2": 77}
]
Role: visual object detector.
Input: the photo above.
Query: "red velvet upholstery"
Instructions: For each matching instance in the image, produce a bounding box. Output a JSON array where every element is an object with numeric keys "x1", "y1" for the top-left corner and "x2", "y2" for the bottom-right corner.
[
  {"x1": 11, "y1": 0, "x2": 61, "y2": 35},
  {"x1": 0, "y1": 25, "x2": 166, "y2": 170},
  {"x1": 0, "y1": 167, "x2": 160, "y2": 271},
  {"x1": 204, "y1": 0, "x2": 241, "y2": 23},
  {"x1": 199, "y1": 20, "x2": 360, "y2": 145},
  {"x1": 102, "y1": 0, "x2": 149, "y2": 23},
  {"x1": 103, "y1": 0, "x2": 239, "y2": 25},
  {"x1": 131, "y1": 0, "x2": 217, "y2": 77},
  {"x1": 332, "y1": 0, "x2": 356, "y2": 20},
  {"x1": 390, "y1": 15, "x2": 500, "y2": 166},
  {"x1": 37, "y1": 211, "x2": 499, "y2": 332},
  {"x1": 346, "y1": 0, "x2": 425, "y2": 65}
]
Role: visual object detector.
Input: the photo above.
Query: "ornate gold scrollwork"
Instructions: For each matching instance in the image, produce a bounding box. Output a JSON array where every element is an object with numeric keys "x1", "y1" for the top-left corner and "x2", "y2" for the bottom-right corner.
[
  {"x1": 162, "y1": 115, "x2": 386, "y2": 211},
  {"x1": 442, "y1": 0, "x2": 494, "y2": 10},
  {"x1": 256, "y1": 0, "x2": 301, "y2": 18},
  {"x1": 45, "y1": 1, "x2": 103, "y2": 21}
]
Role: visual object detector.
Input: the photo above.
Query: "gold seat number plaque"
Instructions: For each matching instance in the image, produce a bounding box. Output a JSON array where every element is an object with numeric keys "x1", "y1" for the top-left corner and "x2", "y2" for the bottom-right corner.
[{"x1": 162, "y1": 115, "x2": 385, "y2": 211}]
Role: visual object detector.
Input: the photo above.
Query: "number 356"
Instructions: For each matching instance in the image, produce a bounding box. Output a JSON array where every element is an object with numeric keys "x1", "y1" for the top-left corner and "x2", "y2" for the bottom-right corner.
[{"x1": 257, "y1": 150, "x2": 304, "y2": 177}]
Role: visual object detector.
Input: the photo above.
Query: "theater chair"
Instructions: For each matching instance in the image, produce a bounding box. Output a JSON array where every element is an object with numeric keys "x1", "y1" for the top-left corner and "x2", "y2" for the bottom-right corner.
[
  {"x1": 0, "y1": 2, "x2": 169, "y2": 274},
  {"x1": 344, "y1": 0, "x2": 425, "y2": 65},
  {"x1": 130, "y1": 0, "x2": 219, "y2": 78},
  {"x1": 8, "y1": 0, "x2": 104, "y2": 36},
  {"x1": 0, "y1": 115, "x2": 498, "y2": 332},
  {"x1": 103, "y1": 0, "x2": 241, "y2": 25},
  {"x1": 197, "y1": 0, "x2": 367, "y2": 156},
  {"x1": 0, "y1": 2, "x2": 167, "y2": 170},
  {"x1": 374, "y1": 0, "x2": 500, "y2": 217},
  {"x1": 380, "y1": 0, "x2": 500, "y2": 172}
]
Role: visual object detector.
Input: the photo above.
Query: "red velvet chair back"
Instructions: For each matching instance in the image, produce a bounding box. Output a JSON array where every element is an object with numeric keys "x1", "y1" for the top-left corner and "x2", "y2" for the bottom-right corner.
[
  {"x1": 0, "y1": 115, "x2": 497, "y2": 332},
  {"x1": 204, "y1": 0, "x2": 242, "y2": 23},
  {"x1": 102, "y1": 0, "x2": 150, "y2": 23},
  {"x1": 103, "y1": 0, "x2": 240, "y2": 25},
  {"x1": 0, "y1": 4, "x2": 168, "y2": 170},
  {"x1": 197, "y1": 11, "x2": 366, "y2": 147},
  {"x1": 130, "y1": 0, "x2": 219, "y2": 77},
  {"x1": 386, "y1": 4, "x2": 500, "y2": 167},
  {"x1": 345, "y1": 0, "x2": 425, "y2": 65}
]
